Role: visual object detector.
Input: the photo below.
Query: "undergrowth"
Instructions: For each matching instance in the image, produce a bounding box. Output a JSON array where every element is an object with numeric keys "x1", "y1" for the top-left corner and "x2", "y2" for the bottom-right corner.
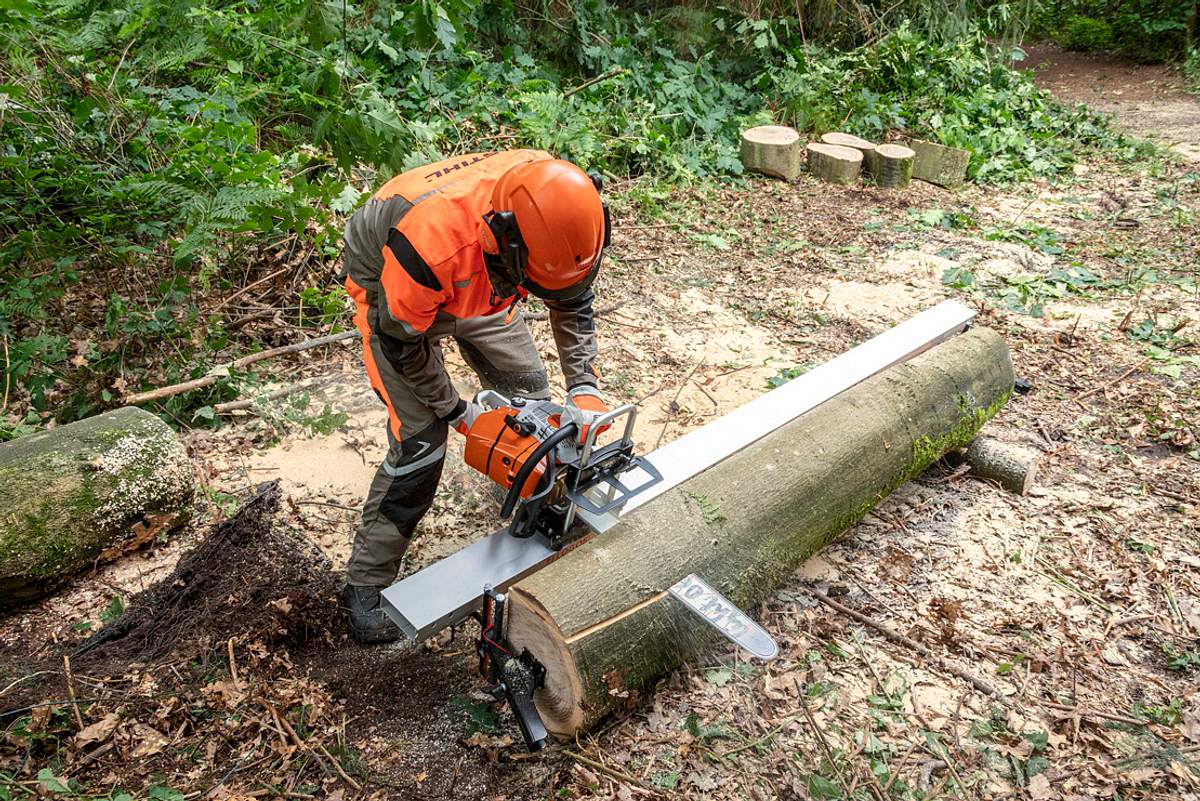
[{"x1": 0, "y1": 0, "x2": 1134, "y2": 435}]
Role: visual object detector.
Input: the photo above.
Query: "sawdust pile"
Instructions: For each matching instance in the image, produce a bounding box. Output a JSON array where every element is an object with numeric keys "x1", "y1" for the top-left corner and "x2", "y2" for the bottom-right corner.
[{"x1": 76, "y1": 481, "x2": 338, "y2": 663}]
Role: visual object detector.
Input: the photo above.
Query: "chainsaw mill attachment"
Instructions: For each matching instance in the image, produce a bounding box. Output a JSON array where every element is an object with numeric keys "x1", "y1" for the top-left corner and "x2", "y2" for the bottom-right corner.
[{"x1": 476, "y1": 586, "x2": 549, "y2": 751}]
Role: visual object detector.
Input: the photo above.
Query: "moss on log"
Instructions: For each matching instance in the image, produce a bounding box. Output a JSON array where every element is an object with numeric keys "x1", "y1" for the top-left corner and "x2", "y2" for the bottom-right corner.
[
  {"x1": 740, "y1": 125, "x2": 803, "y2": 181},
  {"x1": 0, "y1": 407, "x2": 194, "y2": 607},
  {"x1": 870, "y1": 144, "x2": 915, "y2": 189},
  {"x1": 908, "y1": 139, "x2": 971, "y2": 187},
  {"x1": 806, "y1": 143, "x2": 863, "y2": 185},
  {"x1": 506, "y1": 327, "x2": 1014, "y2": 737}
]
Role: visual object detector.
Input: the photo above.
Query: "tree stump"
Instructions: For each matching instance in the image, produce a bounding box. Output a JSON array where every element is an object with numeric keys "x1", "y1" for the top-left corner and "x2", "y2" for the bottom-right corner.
[
  {"x1": 960, "y1": 435, "x2": 1041, "y2": 496},
  {"x1": 806, "y1": 143, "x2": 863, "y2": 185},
  {"x1": 908, "y1": 139, "x2": 971, "y2": 187},
  {"x1": 820, "y1": 132, "x2": 877, "y2": 172},
  {"x1": 0, "y1": 407, "x2": 194, "y2": 607},
  {"x1": 505, "y1": 327, "x2": 1014, "y2": 736},
  {"x1": 870, "y1": 143, "x2": 916, "y2": 189},
  {"x1": 740, "y1": 126, "x2": 802, "y2": 181}
]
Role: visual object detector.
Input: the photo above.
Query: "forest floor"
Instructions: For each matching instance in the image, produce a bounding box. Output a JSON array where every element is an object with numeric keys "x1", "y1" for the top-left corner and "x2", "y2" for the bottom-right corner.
[{"x1": 2, "y1": 49, "x2": 1198, "y2": 801}]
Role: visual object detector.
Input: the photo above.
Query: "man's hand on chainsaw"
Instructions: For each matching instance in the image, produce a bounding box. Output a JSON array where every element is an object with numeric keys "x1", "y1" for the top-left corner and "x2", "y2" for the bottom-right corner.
[
  {"x1": 564, "y1": 385, "x2": 611, "y2": 443},
  {"x1": 446, "y1": 397, "x2": 485, "y2": 436}
]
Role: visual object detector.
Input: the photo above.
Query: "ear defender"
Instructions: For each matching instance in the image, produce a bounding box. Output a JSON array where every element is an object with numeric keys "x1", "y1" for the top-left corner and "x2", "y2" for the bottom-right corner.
[{"x1": 478, "y1": 219, "x2": 500, "y2": 255}]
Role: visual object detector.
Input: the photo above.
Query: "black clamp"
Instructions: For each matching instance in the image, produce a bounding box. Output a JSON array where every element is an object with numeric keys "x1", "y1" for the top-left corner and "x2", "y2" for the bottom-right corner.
[{"x1": 477, "y1": 586, "x2": 549, "y2": 751}]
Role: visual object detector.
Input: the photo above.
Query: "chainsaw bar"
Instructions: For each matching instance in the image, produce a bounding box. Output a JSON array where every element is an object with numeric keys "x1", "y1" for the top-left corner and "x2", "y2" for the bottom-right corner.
[{"x1": 667, "y1": 573, "x2": 779, "y2": 660}]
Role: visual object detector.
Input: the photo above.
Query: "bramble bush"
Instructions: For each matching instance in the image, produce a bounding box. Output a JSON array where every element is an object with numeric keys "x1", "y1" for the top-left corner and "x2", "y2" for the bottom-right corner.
[{"x1": 0, "y1": 0, "x2": 1134, "y2": 435}]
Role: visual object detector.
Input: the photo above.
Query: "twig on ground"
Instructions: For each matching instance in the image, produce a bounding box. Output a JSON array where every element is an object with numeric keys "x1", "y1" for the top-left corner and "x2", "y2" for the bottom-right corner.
[
  {"x1": 316, "y1": 742, "x2": 363, "y2": 792},
  {"x1": 562, "y1": 748, "x2": 665, "y2": 795},
  {"x1": 655, "y1": 359, "x2": 703, "y2": 449},
  {"x1": 213, "y1": 374, "x2": 339, "y2": 414},
  {"x1": 522, "y1": 303, "x2": 620, "y2": 323},
  {"x1": 1074, "y1": 358, "x2": 1149, "y2": 407},
  {"x1": 808, "y1": 589, "x2": 1003, "y2": 698},
  {"x1": 126, "y1": 330, "x2": 357, "y2": 405},
  {"x1": 215, "y1": 266, "x2": 290, "y2": 311},
  {"x1": 62, "y1": 656, "x2": 84, "y2": 729},
  {"x1": 0, "y1": 671, "x2": 56, "y2": 699},
  {"x1": 226, "y1": 638, "x2": 241, "y2": 688}
]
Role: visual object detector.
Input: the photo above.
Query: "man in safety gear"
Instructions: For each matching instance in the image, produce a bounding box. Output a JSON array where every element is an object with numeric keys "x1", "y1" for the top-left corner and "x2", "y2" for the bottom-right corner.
[{"x1": 339, "y1": 150, "x2": 611, "y2": 643}]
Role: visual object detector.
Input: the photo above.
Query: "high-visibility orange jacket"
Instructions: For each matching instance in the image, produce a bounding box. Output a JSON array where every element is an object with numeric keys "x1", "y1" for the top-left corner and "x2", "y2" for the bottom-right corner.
[{"x1": 342, "y1": 150, "x2": 599, "y2": 420}]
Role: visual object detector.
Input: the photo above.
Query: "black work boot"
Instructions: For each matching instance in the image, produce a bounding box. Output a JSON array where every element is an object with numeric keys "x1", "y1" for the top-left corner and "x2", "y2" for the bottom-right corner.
[{"x1": 341, "y1": 585, "x2": 401, "y2": 644}]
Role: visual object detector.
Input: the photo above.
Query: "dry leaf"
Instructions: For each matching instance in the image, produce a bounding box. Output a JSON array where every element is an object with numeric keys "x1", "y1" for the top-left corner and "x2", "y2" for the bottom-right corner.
[
  {"x1": 129, "y1": 723, "x2": 169, "y2": 758},
  {"x1": 1028, "y1": 773, "x2": 1053, "y2": 800},
  {"x1": 75, "y1": 713, "x2": 120, "y2": 748}
]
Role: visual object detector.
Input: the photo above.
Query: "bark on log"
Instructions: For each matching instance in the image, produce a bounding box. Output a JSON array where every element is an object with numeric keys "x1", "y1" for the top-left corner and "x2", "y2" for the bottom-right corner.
[
  {"x1": 506, "y1": 327, "x2": 1013, "y2": 737},
  {"x1": 908, "y1": 139, "x2": 971, "y2": 188},
  {"x1": 740, "y1": 126, "x2": 802, "y2": 181},
  {"x1": 806, "y1": 143, "x2": 863, "y2": 185},
  {"x1": 870, "y1": 144, "x2": 915, "y2": 189},
  {"x1": 820, "y1": 132, "x2": 876, "y2": 173},
  {"x1": 961, "y1": 435, "x2": 1041, "y2": 496},
  {"x1": 0, "y1": 407, "x2": 194, "y2": 607}
]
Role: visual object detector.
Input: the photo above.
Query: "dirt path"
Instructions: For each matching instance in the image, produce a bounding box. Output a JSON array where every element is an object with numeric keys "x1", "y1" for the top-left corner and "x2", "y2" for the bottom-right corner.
[{"x1": 1019, "y1": 42, "x2": 1200, "y2": 161}]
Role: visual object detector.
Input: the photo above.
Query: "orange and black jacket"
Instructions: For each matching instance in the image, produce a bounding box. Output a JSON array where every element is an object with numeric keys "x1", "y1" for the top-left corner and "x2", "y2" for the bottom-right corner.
[{"x1": 342, "y1": 150, "x2": 599, "y2": 420}]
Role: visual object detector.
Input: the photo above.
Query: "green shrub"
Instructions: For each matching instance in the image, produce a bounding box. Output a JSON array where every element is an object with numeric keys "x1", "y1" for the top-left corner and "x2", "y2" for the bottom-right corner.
[{"x1": 1061, "y1": 15, "x2": 1115, "y2": 51}]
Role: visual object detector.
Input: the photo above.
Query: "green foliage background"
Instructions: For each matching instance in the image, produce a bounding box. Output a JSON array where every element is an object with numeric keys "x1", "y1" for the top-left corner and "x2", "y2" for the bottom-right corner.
[{"x1": 0, "y1": 0, "x2": 1128, "y2": 434}]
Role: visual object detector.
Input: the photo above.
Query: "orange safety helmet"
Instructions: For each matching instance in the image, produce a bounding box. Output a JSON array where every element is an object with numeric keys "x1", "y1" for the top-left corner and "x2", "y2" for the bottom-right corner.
[{"x1": 478, "y1": 158, "x2": 610, "y2": 301}]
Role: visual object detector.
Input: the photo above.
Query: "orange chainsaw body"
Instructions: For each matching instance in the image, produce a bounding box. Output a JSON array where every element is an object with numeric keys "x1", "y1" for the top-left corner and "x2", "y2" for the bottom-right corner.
[{"x1": 464, "y1": 407, "x2": 554, "y2": 499}]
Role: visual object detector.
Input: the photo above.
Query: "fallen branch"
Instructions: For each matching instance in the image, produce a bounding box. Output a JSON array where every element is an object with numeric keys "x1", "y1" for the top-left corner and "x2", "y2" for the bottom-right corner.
[
  {"x1": 213, "y1": 375, "x2": 339, "y2": 414},
  {"x1": 126, "y1": 330, "x2": 357, "y2": 405},
  {"x1": 563, "y1": 67, "x2": 625, "y2": 98},
  {"x1": 808, "y1": 589, "x2": 1003, "y2": 699}
]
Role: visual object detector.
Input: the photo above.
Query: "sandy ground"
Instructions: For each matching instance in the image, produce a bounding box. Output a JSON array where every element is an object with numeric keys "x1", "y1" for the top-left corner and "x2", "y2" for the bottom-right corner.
[{"x1": 3, "y1": 46, "x2": 1198, "y2": 801}]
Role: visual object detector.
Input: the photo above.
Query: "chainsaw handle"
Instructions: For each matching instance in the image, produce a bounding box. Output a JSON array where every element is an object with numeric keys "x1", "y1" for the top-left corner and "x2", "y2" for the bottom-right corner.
[
  {"x1": 475, "y1": 389, "x2": 512, "y2": 411},
  {"x1": 499, "y1": 421, "x2": 579, "y2": 522}
]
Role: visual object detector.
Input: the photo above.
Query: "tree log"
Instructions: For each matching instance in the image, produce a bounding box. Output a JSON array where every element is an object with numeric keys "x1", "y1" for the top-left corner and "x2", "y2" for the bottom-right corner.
[
  {"x1": 870, "y1": 144, "x2": 915, "y2": 189},
  {"x1": 0, "y1": 407, "x2": 194, "y2": 607},
  {"x1": 805, "y1": 143, "x2": 863, "y2": 185},
  {"x1": 820, "y1": 132, "x2": 876, "y2": 173},
  {"x1": 740, "y1": 126, "x2": 802, "y2": 181},
  {"x1": 908, "y1": 139, "x2": 971, "y2": 187},
  {"x1": 506, "y1": 327, "x2": 1013, "y2": 736},
  {"x1": 960, "y1": 435, "x2": 1041, "y2": 496}
]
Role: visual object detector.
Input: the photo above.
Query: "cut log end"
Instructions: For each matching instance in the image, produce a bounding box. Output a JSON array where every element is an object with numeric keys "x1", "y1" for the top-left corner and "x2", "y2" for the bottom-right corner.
[
  {"x1": 507, "y1": 587, "x2": 585, "y2": 736},
  {"x1": 741, "y1": 125, "x2": 802, "y2": 182},
  {"x1": 806, "y1": 143, "x2": 863, "y2": 185},
  {"x1": 962, "y1": 436, "x2": 1041, "y2": 495}
]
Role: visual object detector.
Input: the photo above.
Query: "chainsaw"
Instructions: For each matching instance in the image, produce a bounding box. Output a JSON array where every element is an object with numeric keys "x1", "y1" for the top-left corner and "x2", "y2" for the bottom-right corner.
[{"x1": 463, "y1": 390, "x2": 662, "y2": 549}]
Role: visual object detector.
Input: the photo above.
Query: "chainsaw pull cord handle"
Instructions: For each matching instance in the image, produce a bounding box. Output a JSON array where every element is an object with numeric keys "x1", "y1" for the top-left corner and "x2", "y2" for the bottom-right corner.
[{"x1": 499, "y1": 421, "x2": 579, "y2": 521}]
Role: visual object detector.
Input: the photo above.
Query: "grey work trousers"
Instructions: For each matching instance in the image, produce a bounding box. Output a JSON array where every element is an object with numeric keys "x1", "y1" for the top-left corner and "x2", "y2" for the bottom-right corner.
[{"x1": 346, "y1": 309, "x2": 551, "y2": 587}]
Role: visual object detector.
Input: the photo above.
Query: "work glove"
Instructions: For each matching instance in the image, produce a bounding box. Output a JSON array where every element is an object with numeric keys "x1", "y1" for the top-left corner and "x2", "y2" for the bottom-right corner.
[
  {"x1": 445, "y1": 397, "x2": 485, "y2": 436},
  {"x1": 563, "y1": 385, "x2": 611, "y2": 444}
]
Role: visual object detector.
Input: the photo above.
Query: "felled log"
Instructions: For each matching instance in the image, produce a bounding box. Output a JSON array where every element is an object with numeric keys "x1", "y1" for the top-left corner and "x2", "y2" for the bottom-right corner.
[
  {"x1": 908, "y1": 139, "x2": 971, "y2": 187},
  {"x1": 0, "y1": 407, "x2": 194, "y2": 606},
  {"x1": 870, "y1": 144, "x2": 915, "y2": 189},
  {"x1": 740, "y1": 125, "x2": 802, "y2": 181},
  {"x1": 506, "y1": 327, "x2": 1013, "y2": 736},
  {"x1": 820, "y1": 132, "x2": 876, "y2": 173},
  {"x1": 960, "y1": 435, "x2": 1041, "y2": 496},
  {"x1": 806, "y1": 143, "x2": 863, "y2": 185}
]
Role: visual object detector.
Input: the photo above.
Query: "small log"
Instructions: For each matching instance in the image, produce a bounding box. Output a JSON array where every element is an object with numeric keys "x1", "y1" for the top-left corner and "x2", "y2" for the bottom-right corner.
[
  {"x1": 806, "y1": 143, "x2": 863, "y2": 185},
  {"x1": 908, "y1": 139, "x2": 971, "y2": 188},
  {"x1": 961, "y1": 435, "x2": 1041, "y2": 496},
  {"x1": 0, "y1": 407, "x2": 194, "y2": 606},
  {"x1": 820, "y1": 132, "x2": 876, "y2": 173},
  {"x1": 870, "y1": 144, "x2": 915, "y2": 189},
  {"x1": 740, "y1": 126, "x2": 802, "y2": 182},
  {"x1": 505, "y1": 327, "x2": 1014, "y2": 737}
]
